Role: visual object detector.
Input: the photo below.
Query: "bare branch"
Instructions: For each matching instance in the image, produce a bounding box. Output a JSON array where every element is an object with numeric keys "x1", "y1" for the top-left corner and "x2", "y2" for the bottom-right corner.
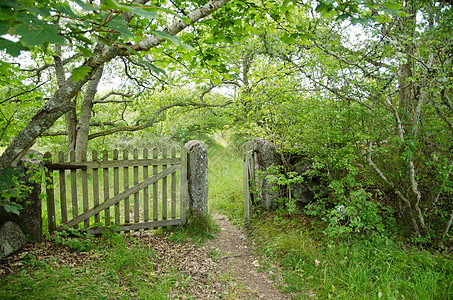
[
  {"x1": 93, "y1": 99, "x2": 133, "y2": 104},
  {"x1": 443, "y1": 206, "x2": 453, "y2": 236},
  {"x1": 41, "y1": 131, "x2": 68, "y2": 137},
  {"x1": 0, "y1": 81, "x2": 49, "y2": 105},
  {"x1": 89, "y1": 122, "x2": 116, "y2": 126},
  {"x1": 0, "y1": 111, "x2": 17, "y2": 143},
  {"x1": 22, "y1": 54, "x2": 81, "y2": 80},
  {"x1": 88, "y1": 100, "x2": 232, "y2": 140},
  {"x1": 97, "y1": 91, "x2": 133, "y2": 102}
]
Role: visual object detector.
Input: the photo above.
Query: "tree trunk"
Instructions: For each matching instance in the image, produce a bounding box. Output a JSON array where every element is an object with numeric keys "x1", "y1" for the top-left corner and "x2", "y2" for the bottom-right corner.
[
  {"x1": 397, "y1": 0, "x2": 416, "y2": 122},
  {"x1": 75, "y1": 64, "x2": 104, "y2": 159},
  {"x1": 53, "y1": 46, "x2": 79, "y2": 154}
]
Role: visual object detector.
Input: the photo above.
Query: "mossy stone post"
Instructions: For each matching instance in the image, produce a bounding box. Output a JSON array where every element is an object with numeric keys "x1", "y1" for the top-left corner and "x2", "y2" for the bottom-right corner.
[
  {"x1": 251, "y1": 138, "x2": 282, "y2": 211},
  {"x1": 185, "y1": 140, "x2": 208, "y2": 217}
]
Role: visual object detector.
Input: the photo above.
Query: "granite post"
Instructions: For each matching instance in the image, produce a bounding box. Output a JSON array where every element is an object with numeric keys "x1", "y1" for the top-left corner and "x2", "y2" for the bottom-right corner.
[{"x1": 185, "y1": 140, "x2": 208, "y2": 216}]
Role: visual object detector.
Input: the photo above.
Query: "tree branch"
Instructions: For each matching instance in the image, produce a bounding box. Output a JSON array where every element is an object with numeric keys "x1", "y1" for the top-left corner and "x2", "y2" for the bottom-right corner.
[
  {"x1": 88, "y1": 100, "x2": 232, "y2": 140},
  {"x1": 96, "y1": 91, "x2": 133, "y2": 102},
  {"x1": 0, "y1": 81, "x2": 49, "y2": 105}
]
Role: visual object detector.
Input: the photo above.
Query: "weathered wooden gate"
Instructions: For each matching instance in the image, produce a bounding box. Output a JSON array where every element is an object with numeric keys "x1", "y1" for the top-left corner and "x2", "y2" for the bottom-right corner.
[
  {"x1": 243, "y1": 142, "x2": 255, "y2": 224},
  {"x1": 44, "y1": 147, "x2": 188, "y2": 234}
]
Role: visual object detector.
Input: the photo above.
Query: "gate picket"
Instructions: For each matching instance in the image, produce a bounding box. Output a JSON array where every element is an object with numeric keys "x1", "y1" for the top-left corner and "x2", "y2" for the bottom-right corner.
[
  {"x1": 134, "y1": 149, "x2": 139, "y2": 223},
  {"x1": 58, "y1": 151, "x2": 67, "y2": 223},
  {"x1": 143, "y1": 149, "x2": 149, "y2": 222},
  {"x1": 92, "y1": 150, "x2": 100, "y2": 223},
  {"x1": 70, "y1": 151, "x2": 78, "y2": 228},
  {"x1": 103, "y1": 150, "x2": 110, "y2": 226},
  {"x1": 123, "y1": 149, "x2": 130, "y2": 223},
  {"x1": 153, "y1": 148, "x2": 158, "y2": 221},
  {"x1": 81, "y1": 151, "x2": 89, "y2": 228},
  {"x1": 113, "y1": 149, "x2": 120, "y2": 224}
]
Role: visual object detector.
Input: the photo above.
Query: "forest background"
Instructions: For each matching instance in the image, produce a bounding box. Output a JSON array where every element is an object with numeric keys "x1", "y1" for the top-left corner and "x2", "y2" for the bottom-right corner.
[{"x1": 1, "y1": 0, "x2": 452, "y2": 298}]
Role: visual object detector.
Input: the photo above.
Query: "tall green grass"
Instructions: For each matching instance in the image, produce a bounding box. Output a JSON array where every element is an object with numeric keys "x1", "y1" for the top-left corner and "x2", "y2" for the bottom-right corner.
[
  {"x1": 251, "y1": 214, "x2": 453, "y2": 299},
  {"x1": 208, "y1": 143, "x2": 244, "y2": 223}
]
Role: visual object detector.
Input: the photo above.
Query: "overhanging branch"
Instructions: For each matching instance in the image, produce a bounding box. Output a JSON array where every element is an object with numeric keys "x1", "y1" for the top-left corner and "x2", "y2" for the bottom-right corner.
[{"x1": 88, "y1": 100, "x2": 232, "y2": 140}]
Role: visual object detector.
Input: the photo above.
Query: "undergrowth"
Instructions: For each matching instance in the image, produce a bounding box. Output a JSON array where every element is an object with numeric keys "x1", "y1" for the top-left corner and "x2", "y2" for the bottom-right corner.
[
  {"x1": 251, "y1": 213, "x2": 453, "y2": 299},
  {"x1": 0, "y1": 229, "x2": 188, "y2": 299}
]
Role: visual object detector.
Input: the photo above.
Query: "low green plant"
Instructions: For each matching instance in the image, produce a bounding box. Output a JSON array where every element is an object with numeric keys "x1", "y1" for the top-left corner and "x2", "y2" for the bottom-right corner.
[
  {"x1": 52, "y1": 228, "x2": 97, "y2": 252},
  {"x1": 0, "y1": 153, "x2": 46, "y2": 215},
  {"x1": 0, "y1": 167, "x2": 26, "y2": 215},
  {"x1": 262, "y1": 165, "x2": 304, "y2": 222},
  {"x1": 208, "y1": 249, "x2": 220, "y2": 262}
]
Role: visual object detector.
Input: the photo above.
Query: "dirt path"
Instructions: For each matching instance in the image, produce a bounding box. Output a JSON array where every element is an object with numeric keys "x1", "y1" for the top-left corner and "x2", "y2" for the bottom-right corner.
[{"x1": 202, "y1": 214, "x2": 291, "y2": 299}]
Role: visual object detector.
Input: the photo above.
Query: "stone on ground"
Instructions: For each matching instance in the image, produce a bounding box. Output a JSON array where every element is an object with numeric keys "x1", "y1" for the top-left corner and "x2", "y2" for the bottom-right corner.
[{"x1": 0, "y1": 221, "x2": 26, "y2": 260}]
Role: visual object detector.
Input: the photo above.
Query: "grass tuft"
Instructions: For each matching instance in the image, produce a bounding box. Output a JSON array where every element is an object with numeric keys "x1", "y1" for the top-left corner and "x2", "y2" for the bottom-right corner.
[{"x1": 159, "y1": 212, "x2": 220, "y2": 245}]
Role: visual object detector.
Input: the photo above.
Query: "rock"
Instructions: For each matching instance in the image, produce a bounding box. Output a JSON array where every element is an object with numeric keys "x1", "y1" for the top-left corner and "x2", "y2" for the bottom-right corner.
[
  {"x1": 185, "y1": 140, "x2": 209, "y2": 216},
  {"x1": 290, "y1": 181, "x2": 315, "y2": 204},
  {"x1": 291, "y1": 155, "x2": 324, "y2": 207},
  {"x1": 0, "y1": 221, "x2": 26, "y2": 260}
]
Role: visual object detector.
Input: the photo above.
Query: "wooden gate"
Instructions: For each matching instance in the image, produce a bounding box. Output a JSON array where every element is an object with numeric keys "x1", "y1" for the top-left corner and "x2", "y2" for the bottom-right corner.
[
  {"x1": 243, "y1": 142, "x2": 255, "y2": 224},
  {"x1": 44, "y1": 147, "x2": 188, "y2": 234}
]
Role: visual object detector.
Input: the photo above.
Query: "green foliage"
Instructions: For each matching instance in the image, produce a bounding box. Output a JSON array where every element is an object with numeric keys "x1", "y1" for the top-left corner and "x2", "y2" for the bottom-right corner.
[
  {"x1": 172, "y1": 124, "x2": 215, "y2": 146},
  {"x1": 306, "y1": 187, "x2": 396, "y2": 241},
  {"x1": 0, "y1": 163, "x2": 45, "y2": 215},
  {"x1": 257, "y1": 165, "x2": 304, "y2": 224},
  {"x1": 51, "y1": 228, "x2": 97, "y2": 252},
  {"x1": 0, "y1": 167, "x2": 23, "y2": 214}
]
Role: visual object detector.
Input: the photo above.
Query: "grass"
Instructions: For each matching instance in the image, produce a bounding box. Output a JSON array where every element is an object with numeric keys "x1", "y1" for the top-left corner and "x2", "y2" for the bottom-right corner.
[
  {"x1": 0, "y1": 230, "x2": 188, "y2": 299},
  {"x1": 208, "y1": 143, "x2": 244, "y2": 223},
  {"x1": 250, "y1": 214, "x2": 453, "y2": 299},
  {"x1": 158, "y1": 212, "x2": 220, "y2": 245}
]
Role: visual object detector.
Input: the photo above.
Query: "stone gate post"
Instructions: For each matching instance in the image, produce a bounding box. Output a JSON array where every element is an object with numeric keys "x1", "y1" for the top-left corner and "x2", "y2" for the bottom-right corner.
[
  {"x1": 184, "y1": 140, "x2": 208, "y2": 216},
  {"x1": 249, "y1": 138, "x2": 282, "y2": 211}
]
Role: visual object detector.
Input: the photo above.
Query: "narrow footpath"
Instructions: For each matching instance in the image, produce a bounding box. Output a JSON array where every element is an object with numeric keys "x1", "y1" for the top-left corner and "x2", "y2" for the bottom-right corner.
[{"x1": 202, "y1": 214, "x2": 291, "y2": 299}]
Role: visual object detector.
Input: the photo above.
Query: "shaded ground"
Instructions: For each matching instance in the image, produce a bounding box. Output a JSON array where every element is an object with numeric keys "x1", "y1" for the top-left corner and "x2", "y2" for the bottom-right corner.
[{"x1": 1, "y1": 215, "x2": 290, "y2": 299}]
